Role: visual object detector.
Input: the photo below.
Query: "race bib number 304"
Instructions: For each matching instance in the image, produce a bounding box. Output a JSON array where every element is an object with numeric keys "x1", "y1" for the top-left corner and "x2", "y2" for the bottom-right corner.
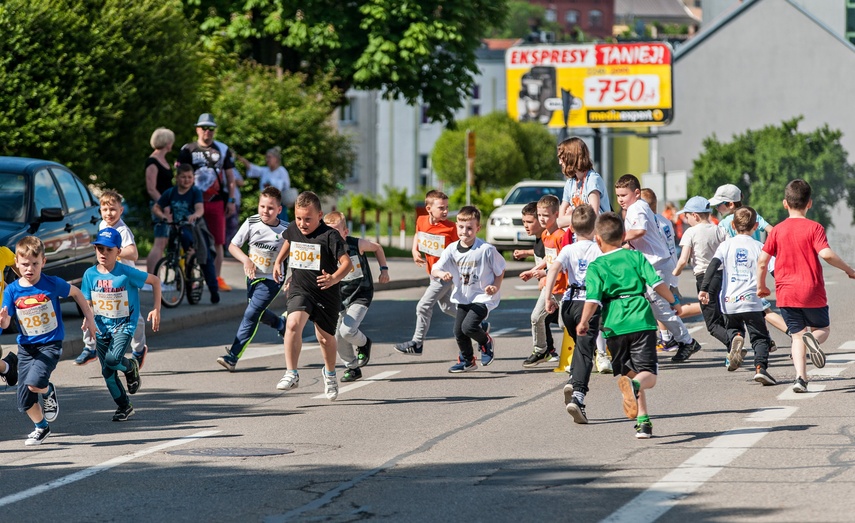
[
  {"x1": 290, "y1": 242, "x2": 321, "y2": 270},
  {"x1": 417, "y1": 232, "x2": 445, "y2": 257},
  {"x1": 92, "y1": 290, "x2": 130, "y2": 319},
  {"x1": 18, "y1": 301, "x2": 59, "y2": 336}
]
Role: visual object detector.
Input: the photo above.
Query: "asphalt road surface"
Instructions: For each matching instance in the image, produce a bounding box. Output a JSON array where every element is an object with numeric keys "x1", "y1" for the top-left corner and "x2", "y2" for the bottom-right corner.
[{"x1": 3, "y1": 269, "x2": 855, "y2": 522}]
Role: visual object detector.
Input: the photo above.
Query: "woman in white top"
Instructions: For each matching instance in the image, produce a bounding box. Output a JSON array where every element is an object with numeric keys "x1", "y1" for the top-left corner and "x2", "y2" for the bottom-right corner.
[
  {"x1": 557, "y1": 137, "x2": 611, "y2": 216},
  {"x1": 238, "y1": 146, "x2": 291, "y2": 220}
]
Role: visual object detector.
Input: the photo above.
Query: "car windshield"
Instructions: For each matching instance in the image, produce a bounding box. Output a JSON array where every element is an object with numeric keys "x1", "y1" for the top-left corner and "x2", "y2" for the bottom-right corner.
[
  {"x1": 0, "y1": 172, "x2": 27, "y2": 223},
  {"x1": 504, "y1": 185, "x2": 563, "y2": 205}
]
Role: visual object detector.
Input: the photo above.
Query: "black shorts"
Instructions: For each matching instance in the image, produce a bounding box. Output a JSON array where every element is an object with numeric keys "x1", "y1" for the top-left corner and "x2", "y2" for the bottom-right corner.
[
  {"x1": 780, "y1": 306, "x2": 829, "y2": 334},
  {"x1": 606, "y1": 330, "x2": 658, "y2": 377},
  {"x1": 287, "y1": 294, "x2": 338, "y2": 335}
]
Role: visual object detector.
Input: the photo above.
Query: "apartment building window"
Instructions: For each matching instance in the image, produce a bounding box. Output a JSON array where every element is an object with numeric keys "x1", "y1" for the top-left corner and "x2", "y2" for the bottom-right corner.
[
  {"x1": 470, "y1": 104, "x2": 481, "y2": 116},
  {"x1": 419, "y1": 154, "x2": 431, "y2": 187},
  {"x1": 848, "y1": 1, "x2": 855, "y2": 45},
  {"x1": 565, "y1": 10, "x2": 580, "y2": 25},
  {"x1": 472, "y1": 84, "x2": 481, "y2": 100},
  {"x1": 339, "y1": 101, "x2": 357, "y2": 124},
  {"x1": 589, "y1": 9, "x2": 603, "y2": 29},
  {"x1": 545, "y1": 8, "x2": 557, "y2": 22},
  {"x1": 421, "y1": 104, "x2": 431, "y2": 124}
]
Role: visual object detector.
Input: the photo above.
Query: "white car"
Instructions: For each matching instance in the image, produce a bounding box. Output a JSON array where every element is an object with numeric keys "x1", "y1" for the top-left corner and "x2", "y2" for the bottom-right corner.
[{"x1": 486, "y1": 180, "x2": 565, "y2": 251}]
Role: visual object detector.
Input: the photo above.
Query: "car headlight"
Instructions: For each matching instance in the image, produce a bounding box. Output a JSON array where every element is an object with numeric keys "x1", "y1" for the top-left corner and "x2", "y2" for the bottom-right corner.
[{"x1": 491, "y1": 217, "x2": 512, "y2": 226}]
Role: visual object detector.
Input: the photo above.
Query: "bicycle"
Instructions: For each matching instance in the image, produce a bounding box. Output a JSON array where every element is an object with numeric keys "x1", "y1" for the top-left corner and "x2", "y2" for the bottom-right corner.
[{"x1": 154, "y1": 221, "x2": 206, "y2": 308}]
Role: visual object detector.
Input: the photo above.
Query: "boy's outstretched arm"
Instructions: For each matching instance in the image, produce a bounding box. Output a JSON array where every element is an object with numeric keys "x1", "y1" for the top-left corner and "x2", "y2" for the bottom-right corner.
[
  {"x1": 411, "y1": 235, "x2": 425, "y2": 267},
  {"x1": 358, "y1": 238, "x2": 390, "y2": 284},
  {"x1": 757, "y1": 251, "x2": 771, "y2": 297},
  {"x1": 576, "y1": 302, "x2": 600, "y2": 335},
  {"x1": 485, "y1": 271, "x2": 504, "y2": 296},
  {"x1": 818, "y1": 248, "x2": 855, "y2": 279},
  {"x1": 543, "y1": 263, "x2": 563, "y2": 313},
  {"x1": 145, "y1": 274, "x2": 162, "y2": 332},
  {"x1": 673, "y1": 244, "x2": 692, "y2": 276},
  {"x1": 68, "y1": 286, "x2": 97, "y2": 336},
  {"x1": 0, "y1": 306, "x2": 10, "y2": 330},
  {"x1": 273, "y1": 240, "x2": 291, "y2": 282},
  {"x1": 318, "y1": 253, "x2": 353, "y2": 290},
  {"x1": 652, "y1": 281, "x2": 681, "y2": 315}
]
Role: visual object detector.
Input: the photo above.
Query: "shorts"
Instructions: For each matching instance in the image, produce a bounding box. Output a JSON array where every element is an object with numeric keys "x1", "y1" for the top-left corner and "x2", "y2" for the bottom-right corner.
[
  {"x1": 606, "y1": 330, "x2": 658, "y2": 377},
  {"x1": 203, "y1": 200, "x2": 226, "y2": 245},
  {"x1": 287, "y1": 294, "x2": 338, "y2": 335},
  {"x1": 16, "y1": 341, "x2": 62, "y2": 412},
  {"x1": 780, "y1": 306, "x2": 829, "y2": 334},
  {"x1": 150, "y1": 201, "x2": 168, "y2": 238}
]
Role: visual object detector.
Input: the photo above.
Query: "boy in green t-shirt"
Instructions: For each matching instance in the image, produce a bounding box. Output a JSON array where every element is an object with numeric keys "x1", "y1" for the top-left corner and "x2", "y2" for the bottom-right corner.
[{"x1": 577, "y1": 212, "x2": 682, "y2": 439}]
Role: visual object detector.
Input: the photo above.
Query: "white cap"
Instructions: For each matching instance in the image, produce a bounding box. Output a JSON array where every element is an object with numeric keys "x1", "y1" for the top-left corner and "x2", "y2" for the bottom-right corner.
[{"x1": 708, "y1": 184, "x2": 742, "y2": 206}]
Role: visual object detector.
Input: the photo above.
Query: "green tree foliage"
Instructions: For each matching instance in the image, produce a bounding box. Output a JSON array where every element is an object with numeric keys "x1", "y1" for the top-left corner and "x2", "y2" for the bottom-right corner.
[
  {"x1": 490, "y1": 1, "x2": 558, "y2": 39},
  {"x1": 185, "y1": 0, "x2": 507, "y2": 122},
  {"x1": 212, "y1": 62, "x2": 354, "y2": 220},
  {"x1": 432, "y1": 112, "x2": 559, "y2": 190},
  {"x1": 689, "y1": 117, "x2": 855, "y2": 227},
  {"x1": 0, "y1": 0, "x2": 203, "y2": 205}
]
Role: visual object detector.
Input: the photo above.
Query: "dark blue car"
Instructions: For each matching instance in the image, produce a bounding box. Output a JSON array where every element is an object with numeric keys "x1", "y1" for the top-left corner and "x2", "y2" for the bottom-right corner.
[{"x1": 0, "y1": 157, "x2": 101, "y2": 286}]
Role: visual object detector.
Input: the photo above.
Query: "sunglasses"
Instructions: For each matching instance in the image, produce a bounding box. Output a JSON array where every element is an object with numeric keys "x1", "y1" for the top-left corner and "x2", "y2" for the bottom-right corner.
[{"x1": 199, "y1": 127, "x2": 216, "y2": 132}]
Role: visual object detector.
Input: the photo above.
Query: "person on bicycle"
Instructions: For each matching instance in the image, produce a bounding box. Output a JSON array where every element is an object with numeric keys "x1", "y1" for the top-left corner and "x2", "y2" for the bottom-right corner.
[{"x1": 152, "y1": 164, "x2": 220, "y2": 304}]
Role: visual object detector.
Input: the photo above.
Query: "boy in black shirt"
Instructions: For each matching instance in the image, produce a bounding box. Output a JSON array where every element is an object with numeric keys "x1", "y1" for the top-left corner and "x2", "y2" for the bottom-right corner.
[{"x1": 273, "y1": 192, "x2": 351, "y2": 400}]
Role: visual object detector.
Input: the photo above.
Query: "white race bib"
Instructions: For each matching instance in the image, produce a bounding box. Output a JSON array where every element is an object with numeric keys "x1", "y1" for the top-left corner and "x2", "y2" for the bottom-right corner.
[
  {"x1": 545, "y1": 247, "x2": 558, "y2": 267},
  {"x1": 18, "y1": 301, "x2": 59, "y2": 336},
  {"x1": 249, "y1": 245, "x2": 274, "y2": 273},
  {"x1": 92, "y1": 290, "x2": 130, "y2": 319},
  {"x1": 290, "y1": 242, "x2": 321, "y2": 270},
  {"x1": 417, "y1": 232, "x2": 445, "y2": 257},
  {"x1": 341, "y1": 255, "x2": 364, "y2": 282}
]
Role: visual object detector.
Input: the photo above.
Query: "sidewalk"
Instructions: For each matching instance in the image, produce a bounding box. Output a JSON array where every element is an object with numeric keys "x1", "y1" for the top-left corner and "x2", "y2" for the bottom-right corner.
[{"x1": 0, "y1": 256, "x2": 531, "y2": 360}]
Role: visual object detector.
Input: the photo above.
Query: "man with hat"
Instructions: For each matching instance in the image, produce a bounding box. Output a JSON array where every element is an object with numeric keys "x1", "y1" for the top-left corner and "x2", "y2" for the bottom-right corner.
[{"x1": 177, "y1": 113, "x2": 237, "y2": 291}]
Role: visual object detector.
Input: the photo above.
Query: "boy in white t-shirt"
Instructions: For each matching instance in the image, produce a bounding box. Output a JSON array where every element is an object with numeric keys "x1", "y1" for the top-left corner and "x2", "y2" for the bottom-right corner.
[
  {"x1": 699, "y1": 207, "x2": 775, "y2": 385},
  {"x1": 432, "y1": 206, "x2": 506, "y2": 373},
  {"x1": 615, "y1": 175, "x2": 701, "y2": 364}
]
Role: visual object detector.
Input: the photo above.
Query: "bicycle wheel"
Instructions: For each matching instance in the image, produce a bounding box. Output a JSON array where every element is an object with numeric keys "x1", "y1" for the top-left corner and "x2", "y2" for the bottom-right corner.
[
  {"x1": 185, "y1": 255, "x2": 205, "y2": 305},
  {"x1": 155, "y1": 257, "x2": 185, "y2": 308}
]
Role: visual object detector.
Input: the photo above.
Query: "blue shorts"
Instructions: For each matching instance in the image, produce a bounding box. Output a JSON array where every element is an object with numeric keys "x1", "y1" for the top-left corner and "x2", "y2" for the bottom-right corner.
[
  {"x1": 150, "y1": 201, "x2": 168, "y2": 238},
  {"x1": 780, "y1": 306, "x2": 830, "y2": 334},
  {"x1": 17, "y1": 341, "x2": 62, "y2": 412}
]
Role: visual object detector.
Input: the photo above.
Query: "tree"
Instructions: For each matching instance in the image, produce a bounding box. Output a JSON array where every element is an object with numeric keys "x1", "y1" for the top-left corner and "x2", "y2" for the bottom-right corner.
[
  {"x1": 432, "y1": 112, "x2": 559, "y2": 190},
  {"x1": 689, "y1": 117, "x2": 855, "y2": 227},
  {"x1": 213, "y1": 62, "x2": 354, "y2": 219},
  {"x1": 184, "y1": 0, "x2": 507, "y2": 122},
  {"x1": 0, "y1": 0, "x2": 204, "y2": 206}
]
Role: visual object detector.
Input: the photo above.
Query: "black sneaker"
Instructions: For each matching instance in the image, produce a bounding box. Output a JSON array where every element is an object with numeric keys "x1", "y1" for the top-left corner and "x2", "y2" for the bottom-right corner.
[
  {"x1": 1, "y1": 351, "x2": 18, "y2": 386},
  {"x1": 523, "y1": 350, "x2": 550, "y2": 368},
  {"x1": 635, "y1": 420, "x2": 653, "y2": 439},
  {"x1": 792, "y1": 377, "x2": 808, "y2": 393},
  {"x1": 356, "y1": 338, "x2": 372, "y2": 368},
  {"x1": 566, "y1": 397, "x2": 588, "y2": 424},
  {"x1": 43, "y1": 383, "x2": 59, "y2": 422},
  {"x1": 125, "y1": 359, "x2": 141, "y2": 395},
  {"x1": 803, "y1": 332, "x2": 826, "y2": 369},
  {"x1": 769, "y1": 339, "x2": 778, "y2": 353},
  {"x1": 670, "y1": 339, "x2": 701, "y2": 363},
  {"x1": 112, "y1": 404, "x2": 135, "y2": 422},
  {"x1": 393, "y1": 340, "x2": 423, "y2": 356},
  {"x1": 341, "y1": 367, "x2": 362, "y2": 383},
  {"x1": 25, "y1": 426, "x2": 51, "y2": 446},
  {"x1": 753, "y1": 366, "x2": 777, "y2": 386}
]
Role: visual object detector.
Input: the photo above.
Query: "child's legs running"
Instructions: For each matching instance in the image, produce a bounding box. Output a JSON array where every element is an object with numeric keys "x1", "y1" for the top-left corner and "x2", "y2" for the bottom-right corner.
[
  {"x1": 229, "y1": 278, "x2": 282, "y2": 360},
  {"x1": 460, "y1": 303, "x2": 489, "y2": 347},
  {"x1": 742, "y1": 311, "x2": 771, "y2": 369},
  {"x1": 315, "y1": 324, "x2": 338, "y2": 372},
  {"x1": 412, "y1": 278, "x2": 453, "y2": 343},
  {"x1": 697, "y1": 271, "x2": 729, "y2": 346},
  {"x1": 337, "y1": 304, "x2": 370, "y2": 368},
  {"x1": 283, "y1": 310, "x2": 310, "y2": 370},
  {"x1": 530, "y1": 287, "x2": 552, "y2": 352},
  {"x1": 98, "y1": 334, "x2": 132, "y2": 406},
  {"x1": 131, "y1": 314, "x2": 147, "y2": 353},
  {"x1": 646, "y1": 288, "x2": 691, "y2": 344},
  {"x1": 565, "y1": 301, "x2": 597, "y2": 394},
  {"x1": 16, "y1": 342, "x2": 60, "y2": 418}
]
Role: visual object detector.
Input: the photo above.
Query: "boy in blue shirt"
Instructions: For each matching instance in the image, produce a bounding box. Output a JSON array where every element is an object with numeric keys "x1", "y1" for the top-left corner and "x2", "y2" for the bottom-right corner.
[
  {"x1": 0, "y1": 237, "x2": 96, "y2": 445},
  {"x1": 82, "y1": 228, "x2": 162, "y2": 421}
]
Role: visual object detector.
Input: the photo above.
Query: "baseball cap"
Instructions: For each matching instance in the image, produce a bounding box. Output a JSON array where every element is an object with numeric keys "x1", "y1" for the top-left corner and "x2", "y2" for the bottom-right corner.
[
  {"x1": 708, "y1": 184, "x2": 742, "y2": 206},
  {"x1": 676, "y1": 196, "x2": 712, "y2": 214},
  {"x1": 194, "y1": 113, "x2": 217, "y2": 128},
  {"x1": 92, "y1": 228, "x2": 122, "y2": 249}
]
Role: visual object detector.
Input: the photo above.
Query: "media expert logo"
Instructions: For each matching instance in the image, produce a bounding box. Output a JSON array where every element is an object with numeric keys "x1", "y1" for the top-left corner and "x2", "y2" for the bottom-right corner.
[{"x1": 506, "y1": 43, "x2": 673, "y2": 129}]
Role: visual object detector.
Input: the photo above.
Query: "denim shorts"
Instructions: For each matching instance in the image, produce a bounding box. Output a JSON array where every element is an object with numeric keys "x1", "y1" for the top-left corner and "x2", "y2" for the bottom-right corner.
[{"x1": 151, "y1": 201, "x2": 168, "y2": 238}]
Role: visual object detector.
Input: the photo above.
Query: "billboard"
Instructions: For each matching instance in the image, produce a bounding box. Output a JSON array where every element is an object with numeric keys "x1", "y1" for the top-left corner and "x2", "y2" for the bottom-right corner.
[{"x1": 506, "y1": 43, "x2": 673, "y2": 128}]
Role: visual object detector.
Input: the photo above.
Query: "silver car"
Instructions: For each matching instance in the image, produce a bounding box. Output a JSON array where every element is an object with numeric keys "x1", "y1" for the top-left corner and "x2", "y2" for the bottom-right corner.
[{"x1": 486, "y1": 180, "x2": 565, "y2": 252}]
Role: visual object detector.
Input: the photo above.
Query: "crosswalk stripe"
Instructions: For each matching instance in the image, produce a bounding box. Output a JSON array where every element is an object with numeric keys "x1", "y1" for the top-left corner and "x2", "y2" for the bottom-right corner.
[{"x1": 312, "y1": 370, "x2": 400, "y2": 399}]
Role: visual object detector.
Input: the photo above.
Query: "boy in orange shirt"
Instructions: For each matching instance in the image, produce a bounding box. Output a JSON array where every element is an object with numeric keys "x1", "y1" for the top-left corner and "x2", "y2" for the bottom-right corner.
[{"x1": 394, "y1": 190, "x2": 460, "y2": 355}]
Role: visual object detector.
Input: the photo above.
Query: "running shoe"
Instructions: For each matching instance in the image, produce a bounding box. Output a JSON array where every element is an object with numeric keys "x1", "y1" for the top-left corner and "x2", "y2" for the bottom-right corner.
[
  {"x1": 635, "y1": 420, "x2": 653, "y2": 439},
  {"x1": 769, "y1": 339, "x2": 778, "y2": 353},
  {"x1": 216, "y1": 276, "x2": 232, "y2": 292},
  {"x1": 132, "y1": 345, "x2": 148, "y2": 370},
  {"x1": 618, "y1": 376, "x2": 639, "y2": 420},
  {"x1": 43, "y1": 383, "x2": 59, "y2": 422},
  {"x1": 803, "y1": 332, "x2": 826, "y2": 369},
  {"x1": 112, "y1": 404, "x2": 135, "y2": 422},
  {"x1": 25, "y1": 426, "x2": 51, "y2": 446},
  {"x1": 449, "y1": 356, "x2": 477, "y2": 373},
  {"x1": 480, "y1": 320, "x2": 491, "y2": 334},
  {"x1": 566, "y1": 397, "x2": 588, "y2": 424},
  {"x1": 217, "y1": 352, "x2": 237, "y2": 372},
  {"x1": 356, "y1": 338, "x2": 372, "y2": 367},
  {"x1": 596, "y1": 353, "x2": 613, "y2": 374},
  {"x1": 125, "y1": 359, "x2": 141, "y2": 395},
  {"x1": 276, "y1": 371, "x2": 299, "y2": 391},
  {"x1": 1, "y1": 351, "x2": 18, "y2": 386},
  {"x1": 563, "y1": 382, "x2": 574, "y2": 405},
  {"x1": 74, "y1": 348, "x2": 98, "y2": 366},
  {"x1": 657, "y1": 338, "x2": 679, "y2": 352},
  {"x1": 670, "y1": 339, "x2": 701, "y2": 363},
  {"x1": 523, "y1": 350, "x2": 551, "y2": 368},
  {"x1": 726, "y1": 334, "x2": 746, "y2": 371},
  {"x1": 393, "y1": 340, "x2": 423, "y2": 356},
  {"x1": 480, "y1": 335, "x2": 495, "y2": 366},
  {"x1": 753, "y1": 365, "x2": 777, "y2": 386},
  {"x1": 323, "y1": 370, "x2": 338, "y2": 401},
  {"x1": 792, "y1": 377, "x2": 808, "y2": 393},
  {"x1": 341, "y1": 367, "x2": 362, "y2": 383},
  {"x1": 277, "y1": 312, "x2": 287, "y2": 337}
]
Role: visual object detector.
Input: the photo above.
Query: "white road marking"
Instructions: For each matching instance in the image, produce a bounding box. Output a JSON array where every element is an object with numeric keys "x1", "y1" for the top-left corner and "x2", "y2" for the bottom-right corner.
[
  {"x1": 834, "y1": 341, "x2": 855, "y2": 351},
  {"x1": 825, "y1": 353, "x2": 855, "y2": 364},
  {"x1": 601, "y1": 427, "x2": 772, "y2": 523},
  {"x1": 312, "y1": 371, "x2": 400, "y2": 399},
  {"x1": 776, "y1": 384, "x2": 827, "y2": 400},
  {"x1": 687, "y1": 326, "x2": 704, "y2": 335},
  {"x1": 808, "y1": 366, "x2": 846, "y2": 378},
  {"x1": 0, "y1": 430, "x2": 221, "y2": 508},
  {"x1": 490, "y1": 327, "x2": 516, "y2": 337},
  {"x1": 240, "y1": 344, "x2": 319, "y2": 361},
  {"x1": 744, "y1": 406, "x2": 799, "y2": 422}
]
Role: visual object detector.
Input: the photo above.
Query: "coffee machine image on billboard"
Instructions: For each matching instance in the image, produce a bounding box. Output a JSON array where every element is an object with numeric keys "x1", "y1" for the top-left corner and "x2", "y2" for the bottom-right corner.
[{"x1": 518, "y1": 66, "x2": 556, "y2": 124}]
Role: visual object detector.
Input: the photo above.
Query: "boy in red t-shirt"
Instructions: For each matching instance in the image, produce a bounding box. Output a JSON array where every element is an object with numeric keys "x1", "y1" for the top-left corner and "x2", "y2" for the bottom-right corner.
[
  {"x1": 394, "y1": 190, "x2": 459, "y2": 355},
  {"x1": 758, "y1": 179, "x2": 855, "y2": 393}
]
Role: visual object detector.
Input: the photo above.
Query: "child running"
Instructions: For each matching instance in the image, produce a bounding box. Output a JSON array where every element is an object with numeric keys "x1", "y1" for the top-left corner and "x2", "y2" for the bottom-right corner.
[
  {"x1": 323, "y1": 211, "x2": 390, "y2": 382},
  {"x1": 394, "y1": 190, "x2": 458, "y2": 355},
  {"x1": 699, "y1": 207, "x2": 775, "y2": 384},
  {"x1": 272, "y1": 191, "x2": 351, "y2": 400},
  {"x1": 0, "y1": 237, "x2": 96, "y2": 445},
  {"x1": 578, "y1": 213, "x2": 681, "y2": 439},
  {"x1": 77, "y1": 190, "x2": 150, "y2": 367},
  {"x1": 543, "y1": 204, "x2": 601, "y2": 423},
  {"x1": 758, "y1": 179, "x2": 855, "y2": 393},
  {"x1": 217, "y1": 186, "x2": 288, "y2": 371},
  {"x1": 82, "y1": 228, "x2": 162, "y2": 421},
  {"x1": 432, "y1": 206, "x2": 505, "y2": 373}
]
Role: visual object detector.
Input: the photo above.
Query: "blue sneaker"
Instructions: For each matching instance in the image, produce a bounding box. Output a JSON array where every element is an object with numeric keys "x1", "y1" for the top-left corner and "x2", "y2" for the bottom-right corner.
[
  {"x1": 217, "y1": 352, "x2": 237, "y2": 372},
  {"x1": 449, "y1": 356, "x2": 477, "y2": 373},
  {"x1": 74, "y1": 349, "x2": 97, "y2": 366},
  {"x1": 480, "y1": 335, "x2": 495, "y2": 366}
]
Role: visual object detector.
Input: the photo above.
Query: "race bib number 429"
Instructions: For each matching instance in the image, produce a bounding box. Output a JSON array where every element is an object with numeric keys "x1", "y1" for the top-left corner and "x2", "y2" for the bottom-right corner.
[
  {"x1": 417, "y1": 232, "x2": 445, "y2": 257},
  {"x1": 290, "y1": 242, "x2": 321, "y2": 270}
]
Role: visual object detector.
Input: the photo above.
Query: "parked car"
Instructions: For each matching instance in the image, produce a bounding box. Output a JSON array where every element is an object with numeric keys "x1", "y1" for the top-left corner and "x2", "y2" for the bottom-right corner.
[
  {"x1": 486, "y1": 180, "x2": 565, "y2": 252},
  {"x1": 0, "y1": 157, "x2": 101, "y2": 286}
]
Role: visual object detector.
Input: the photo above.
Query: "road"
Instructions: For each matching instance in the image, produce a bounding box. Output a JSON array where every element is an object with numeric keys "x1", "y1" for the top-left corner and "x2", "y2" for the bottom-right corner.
[{"x1": 2, "y1": 268, "x2": 855, "y2": 522}]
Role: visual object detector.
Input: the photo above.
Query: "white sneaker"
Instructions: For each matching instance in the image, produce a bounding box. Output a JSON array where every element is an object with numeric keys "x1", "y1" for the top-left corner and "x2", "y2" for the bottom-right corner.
[
  {"x1": 596, "y1": 353, "x2": 613, "y2": 374},
  {"x1": 276, "y1": 371, "x2": 299, "y2": 391},
  {"x1": 323, "y1": 371, "x2": 338, "y2": 401},
  {"x1": 25, "y1": 426, "x2": 51, "y2": 446}
]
